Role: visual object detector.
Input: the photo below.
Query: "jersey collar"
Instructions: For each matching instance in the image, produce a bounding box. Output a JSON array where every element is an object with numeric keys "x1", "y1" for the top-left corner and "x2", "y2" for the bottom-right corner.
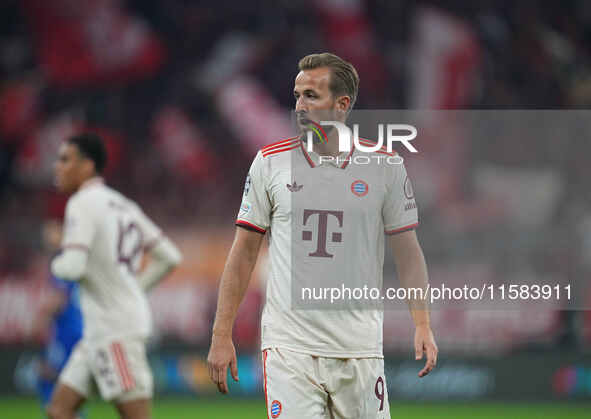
[
  {"x1": 299, "y1": 139, "x2": 355, "y2": 169},
  {"x1": 79, "y1": 176, "x2": 104, "y2": 190}
]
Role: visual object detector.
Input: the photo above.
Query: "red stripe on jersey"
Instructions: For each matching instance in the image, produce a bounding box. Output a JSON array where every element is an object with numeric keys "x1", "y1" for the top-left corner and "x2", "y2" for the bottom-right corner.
[
  {"x1": 385, "y1": 222, "x2": 419, "y2": 235},
  {"x1": 261, "y1": 137, "x2": 299, "y2": 152},
  {"x1": 261, "y1": 140, "x2": 299, "y2": 155},
  {"x1": 236, "y1": 220, "x2": 266, "y2": 234},
  {"x1": 358, "y1": 139, "x2": 397, "y2": 156},
  {"x1": 262, "y1": 144, "x2": 299, "y2": 157},
  {"x1": 263, "y1": 350, "x2": 270, "y2": 419},
  {"x1": 359, "y1": 137, "x2": 388, "y2": 146},
  {"x1": 373, "y1": 150, "x2": 398, "y2": 157},
  {"x1": 358, "y1": 137, "x2": 397, "y2": 151}
]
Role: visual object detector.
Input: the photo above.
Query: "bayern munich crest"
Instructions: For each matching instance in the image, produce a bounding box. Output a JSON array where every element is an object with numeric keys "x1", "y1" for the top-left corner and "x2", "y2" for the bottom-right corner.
[
  {"x1": 270, "y1": 400, "x2": 282, "y2": 418},
  {"x1": 351, "y1": 180, "x2": 368, "y2": 197}
]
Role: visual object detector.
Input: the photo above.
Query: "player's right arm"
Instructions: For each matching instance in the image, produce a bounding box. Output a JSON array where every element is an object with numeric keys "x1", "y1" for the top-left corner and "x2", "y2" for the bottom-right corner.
[
  {"x1": 51, "y1": 196, "x2": 95, "y2": 281},
  {"x1": 208, "y1": 151, "x2": 270, "y2": 394},
  {"x1": 207, "y1": 227, "x2": 264, "y2": 394}
]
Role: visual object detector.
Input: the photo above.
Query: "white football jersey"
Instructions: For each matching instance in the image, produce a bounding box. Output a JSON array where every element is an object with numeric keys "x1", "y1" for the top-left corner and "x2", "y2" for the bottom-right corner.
[
  {"x1": 236, "y1": 137, "x2": 419, "y2": 358},
  {"x1": 61, "y1": 178, "x2": 161, "y2": 341}
]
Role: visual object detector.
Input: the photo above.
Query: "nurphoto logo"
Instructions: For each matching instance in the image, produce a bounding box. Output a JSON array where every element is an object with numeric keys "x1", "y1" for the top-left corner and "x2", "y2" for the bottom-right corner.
[
  {"x1": 305, "y1": 121, "x2": 418, "y2": 154},
  {"x1": 303, "y1": 120, "x2": 418, "y2": 166}
]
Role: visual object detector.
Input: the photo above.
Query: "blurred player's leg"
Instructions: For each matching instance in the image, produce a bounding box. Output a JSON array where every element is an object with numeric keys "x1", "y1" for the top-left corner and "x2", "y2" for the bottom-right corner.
[
  {"x1": 48, "y1": 342, "x2": 91, "y2": 419},
  {"x1": 38, "y1": 336, "x2": 86, "y2": 418},
  {"x1": 46, "y1": 383, "x2": 86, "y2": 419},
  {"x1": 115, "y1": 399, "x2": 152, "y2": 419},
  {"x1": 37, "y1": 359, "x2": 58, "y2": 408},
  {"x1": 263, "y1": 348, "x2": 330, "y2": 419}
]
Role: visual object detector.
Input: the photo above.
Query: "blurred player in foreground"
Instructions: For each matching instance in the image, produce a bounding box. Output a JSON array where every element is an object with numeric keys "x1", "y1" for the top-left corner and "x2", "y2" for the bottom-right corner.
[
  {"x1": 47, "y1": 133, "x2": 183, "y2": 419},
  {"x1": 33, "y1": 220, "x2": 84, "y2": 418},
  {"x1": 208, "y1": 53, "x2": 437, "y2": 418}
]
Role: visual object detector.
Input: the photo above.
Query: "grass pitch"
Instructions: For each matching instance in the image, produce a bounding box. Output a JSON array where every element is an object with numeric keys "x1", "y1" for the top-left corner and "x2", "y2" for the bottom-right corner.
[{"x1": 1, "y1": 397, "x2": 589, "y2": 418}]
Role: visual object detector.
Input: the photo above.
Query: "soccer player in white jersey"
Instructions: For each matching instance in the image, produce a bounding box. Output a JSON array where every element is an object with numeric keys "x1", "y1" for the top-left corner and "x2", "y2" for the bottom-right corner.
[
  {"x1": 208, "y1": 53, "x2": 437, "y2": 418},
  {"x1": 47, "y1": 133, "x2": 182, "y2": 419}
]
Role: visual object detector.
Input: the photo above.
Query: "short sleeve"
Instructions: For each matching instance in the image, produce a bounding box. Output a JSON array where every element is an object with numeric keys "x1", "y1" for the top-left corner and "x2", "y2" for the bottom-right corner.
[
  {"x1": 62, "y1": 197, "x2": 96, "y2": 251},
  {"x1": 236, "y1": 151, "x2": 271, "y2": 234},
  {"x1": 382, "y1": 163, "x2": 419, "y2": 235}
]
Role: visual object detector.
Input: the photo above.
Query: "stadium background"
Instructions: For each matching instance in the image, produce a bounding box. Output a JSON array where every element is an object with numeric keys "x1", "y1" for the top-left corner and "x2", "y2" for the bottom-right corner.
[{"x1": 0, "y1": 0, "x2": 590, "y2": 417}]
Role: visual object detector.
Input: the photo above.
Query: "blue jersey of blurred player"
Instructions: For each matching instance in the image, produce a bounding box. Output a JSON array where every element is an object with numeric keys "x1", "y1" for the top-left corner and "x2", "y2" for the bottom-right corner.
[{"x1": 36, "y1": 273, "x2": 83, "y2": 408}]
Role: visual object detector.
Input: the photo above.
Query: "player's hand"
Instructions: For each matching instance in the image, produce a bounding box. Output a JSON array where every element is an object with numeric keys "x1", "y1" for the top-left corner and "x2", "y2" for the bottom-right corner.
[
  {"x1": 414, "y1": 324, "x2": 438, "y2": 378},
  {"x1": 207, "y1": 334, "x2": 239, "y2": 394}
]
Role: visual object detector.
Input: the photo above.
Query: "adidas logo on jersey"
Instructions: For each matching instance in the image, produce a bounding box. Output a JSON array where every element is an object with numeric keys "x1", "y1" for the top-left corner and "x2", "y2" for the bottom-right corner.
[
  {"x1": 287, "y1": 181, "x2": 303, "y2": 192},
  {"x1": 405, "y1": 201, "x2": 417, "y2": 211}
]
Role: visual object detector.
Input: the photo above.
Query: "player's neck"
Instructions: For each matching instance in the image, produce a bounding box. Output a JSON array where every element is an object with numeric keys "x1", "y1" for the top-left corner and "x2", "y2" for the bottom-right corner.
[
  {"x1": 78, "y1": 176, "x2": 104, "y2": 191},
  {"x1": 312, "y1": 129, "x2": 341, "y2": 157}
]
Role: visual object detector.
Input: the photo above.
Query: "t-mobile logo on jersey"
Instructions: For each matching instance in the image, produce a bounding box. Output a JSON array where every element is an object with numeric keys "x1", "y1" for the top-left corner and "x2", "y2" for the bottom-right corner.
[{"x1": 302, "y1": 209, "x2": 343, "y2": 258}]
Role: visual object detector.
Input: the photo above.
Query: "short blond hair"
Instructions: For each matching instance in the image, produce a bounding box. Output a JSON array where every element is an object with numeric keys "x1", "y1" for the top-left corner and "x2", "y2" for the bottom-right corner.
[{"x1": 298, "y1": 52, "x2": 359, "y2": 111}]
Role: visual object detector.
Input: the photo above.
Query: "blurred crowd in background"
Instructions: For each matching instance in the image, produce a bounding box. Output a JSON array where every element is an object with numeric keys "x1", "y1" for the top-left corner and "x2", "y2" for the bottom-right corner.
[{"x1": 0, "y1": 0, "x2": 590, "y2": 357}]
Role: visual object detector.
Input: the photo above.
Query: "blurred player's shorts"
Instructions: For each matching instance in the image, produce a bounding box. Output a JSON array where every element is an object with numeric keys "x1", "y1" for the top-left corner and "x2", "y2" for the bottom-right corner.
[{"x1": 60, "y1": 337, "x2": 153, "y2": 402}]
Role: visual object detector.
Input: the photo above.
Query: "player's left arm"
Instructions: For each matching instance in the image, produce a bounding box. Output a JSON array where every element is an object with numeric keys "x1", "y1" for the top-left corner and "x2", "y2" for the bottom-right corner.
[
  {"x1": 388, "y1": 230, "x2": 438, "y2": 378},
  {"x1": 137, "y1": 237, "x2": 182, "y2": 291},
  {"x1": 135, "y1": 205, "x2": 183, "y2": 291}
]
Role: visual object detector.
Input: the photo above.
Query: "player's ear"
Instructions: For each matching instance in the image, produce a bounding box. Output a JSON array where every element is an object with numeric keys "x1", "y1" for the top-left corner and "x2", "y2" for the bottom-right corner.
[
  {"x1": 80, "y1": 158, "x2": 96, "y2": 178},
  {"x1": 336, "y1": 95, "x2": 351, "y2": 114}
]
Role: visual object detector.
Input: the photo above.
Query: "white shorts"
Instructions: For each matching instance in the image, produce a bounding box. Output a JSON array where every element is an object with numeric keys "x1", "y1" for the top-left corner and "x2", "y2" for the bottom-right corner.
[
  {"x1": 262, "y1": 347, "x2": 391, "y2": 419},
  {"x1": 59, "y1": 337, "x2": 153, "y2": 402}
]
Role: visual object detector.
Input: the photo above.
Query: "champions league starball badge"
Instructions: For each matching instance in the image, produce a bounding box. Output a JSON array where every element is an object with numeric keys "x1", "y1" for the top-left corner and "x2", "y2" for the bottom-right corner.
[{"x1": 243, "y1": 174, "x2": 251, "y2": 197}]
